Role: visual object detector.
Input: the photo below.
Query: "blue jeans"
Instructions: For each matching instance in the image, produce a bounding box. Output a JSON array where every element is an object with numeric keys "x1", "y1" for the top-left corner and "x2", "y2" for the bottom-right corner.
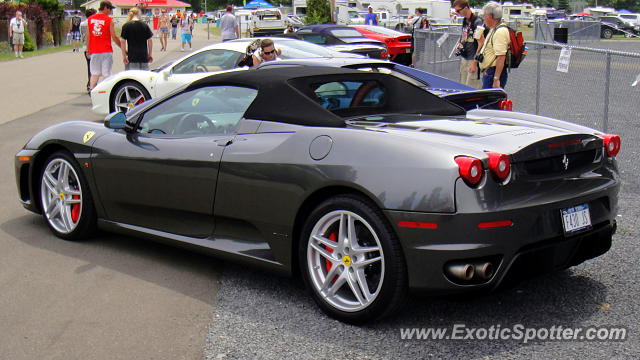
[
  {"x1": 482, "y1": 66, "x2": 508, "y2": 89},
  {"x1": 171, "y1": 26, "x2": 177, "y2": 39}
]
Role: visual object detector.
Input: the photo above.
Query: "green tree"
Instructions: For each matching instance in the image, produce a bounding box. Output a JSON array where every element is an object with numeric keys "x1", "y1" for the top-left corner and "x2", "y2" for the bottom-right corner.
[
  {"x1": 305, "y1": 0, "x2": 330, "y2": 24},
  {"x1": 558, "y1": 0, "x2": 570, "y2": 11}
]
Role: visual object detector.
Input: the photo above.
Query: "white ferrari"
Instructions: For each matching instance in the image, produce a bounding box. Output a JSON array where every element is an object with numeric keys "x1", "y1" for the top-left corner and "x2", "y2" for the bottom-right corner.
[{"x1": 90, "y1": 37, "x2": 362, "y2": 115}]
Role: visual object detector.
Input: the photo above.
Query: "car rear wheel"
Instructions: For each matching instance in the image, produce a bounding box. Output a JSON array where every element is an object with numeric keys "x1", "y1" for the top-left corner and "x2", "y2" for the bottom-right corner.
[
  {"x1": 601, "y1": 28, "x2": 613, "y2": 39},
  {"x1": 299, "y1": 195, "x2": 407, "y2": 324},
  {"x1": 39, "y1": 151, "x2": 97, "y2": 240},
  {"x1": 112, "y1": 81, "x2": 151, "y2": 113}
]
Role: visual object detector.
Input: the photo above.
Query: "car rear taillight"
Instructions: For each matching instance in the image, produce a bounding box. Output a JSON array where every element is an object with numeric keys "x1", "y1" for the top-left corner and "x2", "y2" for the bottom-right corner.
[
  {"x1": 486, "y1": 152, "x2": 511, "y2": 181},
  {"x1": 499, "y1": 99, "x2": 513, "y2": 111},
  {"x1": 455, "y1": 156, "x2": 484, "y2": 186},
  {"x1": 599, "y1": 134, "x2": 621, "y2": 157}
]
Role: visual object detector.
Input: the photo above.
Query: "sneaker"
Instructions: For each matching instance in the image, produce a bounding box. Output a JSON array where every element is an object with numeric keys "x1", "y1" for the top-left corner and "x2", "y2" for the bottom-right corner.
[{"x1": 19, "y1": 54, "x2": 24, "y2": 58}]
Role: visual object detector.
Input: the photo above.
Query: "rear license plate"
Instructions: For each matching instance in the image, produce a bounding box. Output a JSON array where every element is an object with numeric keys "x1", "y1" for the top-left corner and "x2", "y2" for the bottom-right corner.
[{"x1": 561, "y1": 204, "x2": 592, "y2": 234}]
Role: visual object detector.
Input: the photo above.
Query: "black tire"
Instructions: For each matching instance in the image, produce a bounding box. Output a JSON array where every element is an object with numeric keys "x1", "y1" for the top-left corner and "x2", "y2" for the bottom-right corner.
[
  {"x1": 111, "y1": 81, "x2": 151, "y2": 113},
  {"x1": 39, "y1": 151, "x2": 97, "y2": 240},
  {"x1": 299, "y1": 194, "x2": 407, "y2": 324},
  {"x1": 601, "y1": 28, "x2": 613, "y2": 39}
]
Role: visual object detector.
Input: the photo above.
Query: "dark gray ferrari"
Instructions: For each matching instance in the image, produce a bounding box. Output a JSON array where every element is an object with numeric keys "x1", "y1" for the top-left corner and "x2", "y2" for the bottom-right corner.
[{"x1": 15, "y1": 66, "x2": 621, "y2": 324}]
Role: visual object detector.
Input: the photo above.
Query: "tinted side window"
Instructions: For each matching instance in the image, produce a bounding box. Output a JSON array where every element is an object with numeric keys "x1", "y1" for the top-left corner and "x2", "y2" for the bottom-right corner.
[
  {"x1": 172, "y1": 49, "x2": 243, "y2": 74},
  {"x1": 313, "y1": 81, "x2": 386, "y2": 111},
  {"x1": 137, "y1": 86, "x2": 258, "y2": 136}
]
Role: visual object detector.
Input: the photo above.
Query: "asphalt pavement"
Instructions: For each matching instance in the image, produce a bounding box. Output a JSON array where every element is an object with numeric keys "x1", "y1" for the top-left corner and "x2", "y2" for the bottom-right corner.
[
  {"x1": 0, "y1": 24, "x2": 223, "y2": 360},
  {"x1": 0, "y1": 28, "x2": 638, "y2": 360}
]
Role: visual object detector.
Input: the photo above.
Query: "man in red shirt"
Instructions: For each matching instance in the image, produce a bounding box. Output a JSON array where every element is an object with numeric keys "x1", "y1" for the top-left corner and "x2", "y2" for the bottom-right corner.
[{"x1": 87, "y1": 1, "x2": 123, "y2": 90}]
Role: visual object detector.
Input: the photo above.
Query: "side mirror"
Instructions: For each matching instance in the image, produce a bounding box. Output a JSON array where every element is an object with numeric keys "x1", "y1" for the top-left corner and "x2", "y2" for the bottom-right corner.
[
  {"x1": 104, "y1": 111, "x2": 127, "y2": 130},
  {"x1": 163, "y1": 69, "x2": 171, "y2": 80}
]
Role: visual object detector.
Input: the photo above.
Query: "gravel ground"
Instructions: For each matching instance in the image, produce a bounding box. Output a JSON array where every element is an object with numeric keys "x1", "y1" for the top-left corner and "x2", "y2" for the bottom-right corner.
[{"x1": 202, "y1": 41, "x2": 640, "y2": 359}]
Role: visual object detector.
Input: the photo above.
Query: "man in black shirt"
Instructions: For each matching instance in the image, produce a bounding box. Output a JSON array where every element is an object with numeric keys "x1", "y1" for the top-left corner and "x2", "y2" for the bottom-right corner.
[
  {"x1": 120, "y1": 7, "x2": 153, "y2": 70},
  {"x1": 453, "y1": 0, "x2": 484, "y2": 88}
]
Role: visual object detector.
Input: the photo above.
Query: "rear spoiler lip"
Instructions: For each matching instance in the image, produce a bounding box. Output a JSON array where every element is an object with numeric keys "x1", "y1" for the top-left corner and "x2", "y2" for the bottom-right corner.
[{"x1": 440, "y1": 88, "x2": 508, "y2": 110}]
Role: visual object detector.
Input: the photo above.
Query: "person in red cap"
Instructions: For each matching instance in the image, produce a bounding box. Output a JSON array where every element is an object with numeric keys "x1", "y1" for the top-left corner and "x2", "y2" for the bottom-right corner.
[
  {"x1": 87, "y1": 0, "x2": 123, "y2": 90},
  {"x1": 220, "y1": 5, "x2": 239, "y2": 42}
]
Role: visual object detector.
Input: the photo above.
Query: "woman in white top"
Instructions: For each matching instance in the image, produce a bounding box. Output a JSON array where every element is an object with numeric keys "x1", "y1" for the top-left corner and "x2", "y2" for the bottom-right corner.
[{"x1": 252, "y1": 38, "x2": 282, "y2": 66}]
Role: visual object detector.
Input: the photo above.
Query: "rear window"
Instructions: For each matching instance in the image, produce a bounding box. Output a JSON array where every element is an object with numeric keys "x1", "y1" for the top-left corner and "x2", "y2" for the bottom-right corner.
[
  {"x1": 330, "y1": 29, "x2": 364, "y2": 38},
  {"x1": 312, "y1": 80, "x2": 385, "y2": 111}
]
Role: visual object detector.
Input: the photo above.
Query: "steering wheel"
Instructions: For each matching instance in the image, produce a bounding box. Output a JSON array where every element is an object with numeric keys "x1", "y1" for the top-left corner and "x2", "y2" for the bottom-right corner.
[
  {"x1": 173, "y1": 113, "x2": 217, "y2": 135},
  {"x1": 194, "y1": 64, "x2": 208, "y2": 73}
]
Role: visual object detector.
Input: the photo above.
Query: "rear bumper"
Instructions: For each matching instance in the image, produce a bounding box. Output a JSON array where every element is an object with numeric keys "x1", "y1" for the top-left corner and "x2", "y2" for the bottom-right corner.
[{"x1": 385, "y1": 185, "x2": 619, "y2": 292}]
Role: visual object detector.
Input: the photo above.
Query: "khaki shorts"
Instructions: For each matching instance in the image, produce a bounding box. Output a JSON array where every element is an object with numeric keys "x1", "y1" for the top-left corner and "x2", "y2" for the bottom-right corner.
[
  {"x1": 12, "y1": 32, "x2": 25, "y2": 45},
  {"x1": 89, "y1": 52, "x2": 113, "y2": 77},
  {"x1": 459, "y1": 58, "x2": 482, "y2": 89}
]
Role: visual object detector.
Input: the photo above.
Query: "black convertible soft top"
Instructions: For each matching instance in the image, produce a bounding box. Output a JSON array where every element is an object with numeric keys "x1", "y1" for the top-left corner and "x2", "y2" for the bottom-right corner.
[{"x1": 186, "y1": 66, "x2": 465, "y2": 127}]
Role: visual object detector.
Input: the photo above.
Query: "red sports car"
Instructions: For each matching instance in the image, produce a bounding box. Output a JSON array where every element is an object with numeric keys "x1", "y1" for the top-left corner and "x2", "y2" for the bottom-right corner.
[{"x1": 351, "y1": 25, "x2": 412, "y2": 65}]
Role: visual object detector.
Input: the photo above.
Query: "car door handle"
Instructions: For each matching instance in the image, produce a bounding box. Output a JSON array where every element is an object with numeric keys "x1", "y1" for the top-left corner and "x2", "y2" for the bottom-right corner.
[{"x1": 215, "y1": 137, "x2": 234, "y2": 146}]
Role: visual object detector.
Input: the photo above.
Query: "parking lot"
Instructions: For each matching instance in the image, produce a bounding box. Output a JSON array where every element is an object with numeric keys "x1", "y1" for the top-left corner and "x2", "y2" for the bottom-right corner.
[{"x1": 0, "y1": 29, "x2": 638, "y2": 359}]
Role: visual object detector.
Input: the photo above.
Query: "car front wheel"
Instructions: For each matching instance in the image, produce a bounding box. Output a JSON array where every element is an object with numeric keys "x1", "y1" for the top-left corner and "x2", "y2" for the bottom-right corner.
[
  {"x1": 111, "y1": 81, "x2": 151, "y2": 113},
  {"x1": 39, "y1": 151, "x2": 97, "y2": 240},
  {"x1": 601, "y1": 28, "x2": 613, "y2": 39},
  {"x1": 300, "y1": 195, "x2": 407, "y2": 324}
]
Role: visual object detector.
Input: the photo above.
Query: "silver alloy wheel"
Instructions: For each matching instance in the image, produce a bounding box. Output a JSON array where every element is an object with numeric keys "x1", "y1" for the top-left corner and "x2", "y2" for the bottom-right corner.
[
  {"x1": 307, "y1": 210, "x2": 385, "y2": 312},
  {"x1": 113, "y1": 85, "x2": 147, "y2": 113},
  {"x1": 40, "y1": 158, "x2": 83, "y2": 234}
]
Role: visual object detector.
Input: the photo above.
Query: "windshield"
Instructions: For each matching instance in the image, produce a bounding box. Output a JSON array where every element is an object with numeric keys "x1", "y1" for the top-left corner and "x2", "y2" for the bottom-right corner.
[{"x1": 330, "y1": 29, "x2": 365, "y2": 38}]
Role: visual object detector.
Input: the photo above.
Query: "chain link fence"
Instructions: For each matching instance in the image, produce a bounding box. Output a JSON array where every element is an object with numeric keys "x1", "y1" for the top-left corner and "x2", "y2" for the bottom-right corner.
[
  {"x1": 534, "y1": 20, "x2": 602, "y2": 44},
  {"x1": 414, "y1": 27, "x2": 640, "y2": 132},
  {"x1": 414, "y1": 27, "x2": 640, "y2": 190}
]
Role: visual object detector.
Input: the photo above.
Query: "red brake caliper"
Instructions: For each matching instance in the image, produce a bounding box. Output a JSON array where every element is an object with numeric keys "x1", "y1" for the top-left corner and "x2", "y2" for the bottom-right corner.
[
  {"x1": 136, "y1": 97, "x2": 145, "y2": 105},
  {"x1": 70, "y1": 195, "x2": 80, "y2": 222},
  {"x1": 325, "y1": 232, "x2": 338, "y2": 282}
]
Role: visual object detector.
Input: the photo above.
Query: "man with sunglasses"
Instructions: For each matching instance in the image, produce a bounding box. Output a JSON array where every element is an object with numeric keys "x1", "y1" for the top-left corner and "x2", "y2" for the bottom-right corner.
[
  {"x1": 252, "y1": 39, "x2": 282, "y2": 66},
  {"x1": 8, "y1": 11, "x2": 27, "y2": 58},
  {"x1": 453, "y1": 0, "x2": 484, "y2": 88}
]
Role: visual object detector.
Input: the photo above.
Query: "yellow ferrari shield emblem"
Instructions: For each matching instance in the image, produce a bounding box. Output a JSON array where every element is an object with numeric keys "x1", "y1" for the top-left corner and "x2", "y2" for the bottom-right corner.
[
  {"x1": 83, "y1": 131, "x2": 96, "y2": 143},
  {"x1": 342, "y1": 255, "x2": 351, "y2": 267}
]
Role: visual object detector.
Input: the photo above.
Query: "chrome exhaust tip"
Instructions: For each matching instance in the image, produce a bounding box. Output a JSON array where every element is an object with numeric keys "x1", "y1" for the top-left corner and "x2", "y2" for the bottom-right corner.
[
  {"x1": 475, "y1": 262, "x2": 494, "y2": 280},
  {"x1": 446, "y1": 263, "x2": 475, "y2": 281}
]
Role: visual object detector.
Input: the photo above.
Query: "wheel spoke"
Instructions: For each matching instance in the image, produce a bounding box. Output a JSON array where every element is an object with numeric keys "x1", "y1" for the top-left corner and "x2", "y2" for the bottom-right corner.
[
  {"x1": 60, "y1": 204, "x2": 72, "y2": 230},
  {"x1": 354, "y1": 268, "x2": 372, "y2": 302},
  {"x1": 347, "y1": 273, "x2": 366, "y2": 305},
  {"x1": 124, "y1": 87, "x2": 132, "y2": 102},
  {"x1": 116, "y1": 102, "x2": 129, "y2": 109},
  {"x1": 48, "y1": 202, "x2": 61, "y2": 219},
  {"x1": 310, "y1": 242, "x2": 337, "y2": 263},
  {"x1": 58, "y1": 162, "x2": 69, "y2": 188},
  {"x1": 45, "y1": 171, "x2": 58, "y2": 190},
  {"x1": 320, "y1": 264, "x2": 342, "y2": 292},
  {"x1": 64, "y1": 198, "x2": 81, "y2": 205},
  {"x1": 43, "y1": 174, "x2": 57, "y2": 195},
  {"x1": 326, "y1": 272, "x2": 347, "y2": 296},
  {"x1": 312, "y1": 234, "x2": 337, "y2": 251},
  {"x1": 353, "y1": 256, "x2": 382, "y2": 268},
  {"x1": 352, "y1": 245, "x2": 380, "y2": 255},
  {"x1": 338, "y1": 213, "x2": 357, "y2": 247},
  {"x1": 132, "y1": 95, "x2": 145, "y2": 104},
  {"x1": 66, "y1": 189, "x2": 81, "y2": 197},
  {"x1": 45, "y1": 198, "x2": 58, "y2": 214}
]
